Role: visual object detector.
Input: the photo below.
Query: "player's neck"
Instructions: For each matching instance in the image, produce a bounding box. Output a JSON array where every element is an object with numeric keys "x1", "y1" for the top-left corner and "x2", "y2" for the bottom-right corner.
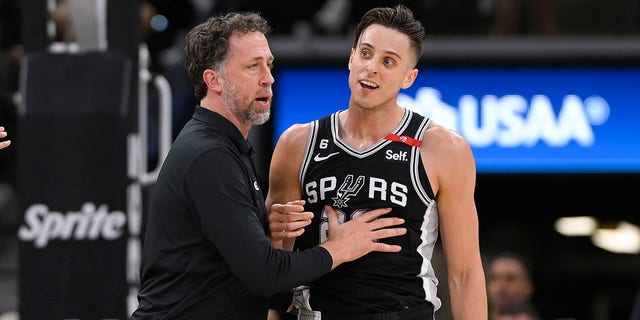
[{"x1": 339, "y1": 106, "x2": 405, "y2": 150}]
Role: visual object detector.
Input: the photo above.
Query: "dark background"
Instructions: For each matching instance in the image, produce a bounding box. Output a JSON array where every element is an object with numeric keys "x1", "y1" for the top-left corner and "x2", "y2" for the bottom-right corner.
[
  {"x1": 476, "y1": 173, "x2": 640, "y2": 320},
  {"x1": 1, "y1": 0, "x2": 640, "y2": 319}
]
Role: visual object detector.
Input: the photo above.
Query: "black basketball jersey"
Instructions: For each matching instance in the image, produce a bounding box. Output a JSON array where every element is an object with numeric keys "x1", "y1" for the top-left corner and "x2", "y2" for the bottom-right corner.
[{"x1": 294, "y1": 108, "x2": 442, "y2": 315}]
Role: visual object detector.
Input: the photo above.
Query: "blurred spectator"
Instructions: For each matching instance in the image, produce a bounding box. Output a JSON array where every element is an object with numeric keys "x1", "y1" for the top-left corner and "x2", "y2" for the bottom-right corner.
[
  {"x1": 487, "y1": 252, "x2": 537, "y2": 320},
  {"x1": 491, "y1": 0, "x2": 557, "y2": 36},
  {"x1": 498, "y1": 301, "x2": 541, "y2": 320}
]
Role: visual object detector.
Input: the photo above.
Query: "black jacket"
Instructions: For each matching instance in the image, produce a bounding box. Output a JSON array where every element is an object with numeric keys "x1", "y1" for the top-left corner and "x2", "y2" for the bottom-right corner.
[{"x1": 132, "y1": 106, "x2": 332, "y2": 320}]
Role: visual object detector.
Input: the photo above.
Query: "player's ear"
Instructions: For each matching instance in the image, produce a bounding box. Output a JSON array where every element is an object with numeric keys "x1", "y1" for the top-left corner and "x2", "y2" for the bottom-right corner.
[
  {"x1": 401, "y1": 68, "x2": 418, "y2": 89},
  {"x1": 348, "y1": 48, "x2": 356, "y2": 70}
]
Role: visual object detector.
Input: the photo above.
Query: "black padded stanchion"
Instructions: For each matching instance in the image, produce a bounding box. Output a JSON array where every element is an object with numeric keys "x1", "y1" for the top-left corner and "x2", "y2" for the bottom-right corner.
[{"x1": 16, "y1": 52, "x2": 132, "y2": 320}]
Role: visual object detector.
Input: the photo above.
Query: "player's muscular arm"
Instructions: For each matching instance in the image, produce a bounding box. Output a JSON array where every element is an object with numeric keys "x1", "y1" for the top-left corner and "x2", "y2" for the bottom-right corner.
[
  {"x1": 266, "y1": 123, "x2": 310, "y2": 250},
  {"x1": 423, "y1": 123, "x2": 488, "y2": 319}
]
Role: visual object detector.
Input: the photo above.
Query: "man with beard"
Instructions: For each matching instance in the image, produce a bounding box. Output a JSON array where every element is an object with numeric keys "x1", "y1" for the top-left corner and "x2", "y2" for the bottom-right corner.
[{"x1": 132, "y1": 11, "x2": 407, "y2": 320}]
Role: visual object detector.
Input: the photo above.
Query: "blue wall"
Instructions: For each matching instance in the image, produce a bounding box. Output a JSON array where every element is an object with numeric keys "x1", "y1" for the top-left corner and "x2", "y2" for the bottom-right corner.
[{"x1": 274, "y1": 66, "x2": 640, "y2": 173}]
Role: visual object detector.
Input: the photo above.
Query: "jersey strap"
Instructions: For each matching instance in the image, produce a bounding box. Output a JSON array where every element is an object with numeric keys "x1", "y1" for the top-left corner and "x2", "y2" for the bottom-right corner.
[{"x1": 384, "y1": 133, "x2": 422, "y2": 147}]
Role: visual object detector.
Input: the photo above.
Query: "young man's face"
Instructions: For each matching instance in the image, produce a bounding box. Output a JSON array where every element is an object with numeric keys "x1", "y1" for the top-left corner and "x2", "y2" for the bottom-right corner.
[
  {"x1": 487, "y1": 258, "x2": 534, "y2": 310},
  {"x1": 348, "y1": 24, "x2": 418, "y2": 110},
  {"x1": 221, "y1": 31, "x2": 274, "y2": 126}
]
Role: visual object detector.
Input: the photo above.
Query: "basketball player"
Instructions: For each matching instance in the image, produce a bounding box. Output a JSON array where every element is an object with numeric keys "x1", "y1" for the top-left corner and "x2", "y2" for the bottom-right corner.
[
  {"x1": 266, "y1": 5, "x2": 487, "y2": 319},
  {"x1": 0, "y1": 126, "x2": 9, "y2": 150}
]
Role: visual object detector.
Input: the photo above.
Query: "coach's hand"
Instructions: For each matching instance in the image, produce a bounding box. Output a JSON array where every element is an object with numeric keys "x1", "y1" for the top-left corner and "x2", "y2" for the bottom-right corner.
[{"x1": 320, "y1": 205, "x2": 406, "y2": 270}]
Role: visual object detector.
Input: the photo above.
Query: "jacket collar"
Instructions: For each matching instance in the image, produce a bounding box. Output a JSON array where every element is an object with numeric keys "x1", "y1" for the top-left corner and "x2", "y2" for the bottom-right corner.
[{"x1": 192, "y1": 105, "x2": 254, "y2": 156}]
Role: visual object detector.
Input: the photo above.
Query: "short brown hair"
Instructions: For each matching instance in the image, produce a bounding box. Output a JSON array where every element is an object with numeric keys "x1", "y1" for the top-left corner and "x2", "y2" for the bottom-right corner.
[{"x1": 352, "y1": 5, "x2": 426, "y2": 67}]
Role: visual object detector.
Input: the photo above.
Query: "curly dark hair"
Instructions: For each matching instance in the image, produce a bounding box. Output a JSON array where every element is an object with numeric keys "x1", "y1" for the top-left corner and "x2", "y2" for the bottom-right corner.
[
  {"x1": 352, "y1": 4, "x2": 426, "y2": 67},
  {"x1": 184, "y1": 12, "x2": 271, "y2": 100}
]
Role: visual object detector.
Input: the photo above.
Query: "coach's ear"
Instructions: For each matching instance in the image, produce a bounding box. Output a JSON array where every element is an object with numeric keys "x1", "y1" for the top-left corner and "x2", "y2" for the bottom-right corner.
[{"x1": 203, "y1": 69, "x2": 222, "y2": 93}]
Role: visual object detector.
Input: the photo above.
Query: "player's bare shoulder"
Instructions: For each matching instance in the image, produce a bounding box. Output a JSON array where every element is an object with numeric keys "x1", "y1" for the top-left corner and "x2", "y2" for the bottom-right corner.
[
  {"x1": 420, "y1": 121, "x2": 475, "y2": 192},
  {"x1": 422, "y1": 121, "x2": 471, "y2": 151},
  {"x1": 277, "y1": 122, "x2": 312, "y2": 150},
  {"x1": 272, "y1": 122, "x2": 313, "y2": 172}
]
